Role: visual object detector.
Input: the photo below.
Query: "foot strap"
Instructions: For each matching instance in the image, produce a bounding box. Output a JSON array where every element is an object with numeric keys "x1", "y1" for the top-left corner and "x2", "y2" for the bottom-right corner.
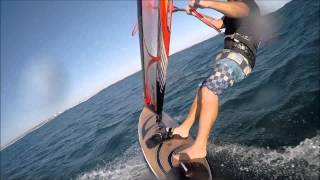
[{"x1": 145, "y1": 127, "x2": 173, "y2": 148}]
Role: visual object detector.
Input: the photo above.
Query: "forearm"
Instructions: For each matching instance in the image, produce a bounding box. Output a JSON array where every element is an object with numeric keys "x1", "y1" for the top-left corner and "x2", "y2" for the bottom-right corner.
[
  {"x1": 204, "y1": 14, "x2": 224, "y2": 29},
  {"x1": 199, "y1": 14, "x2": 224, "y2": 29},
  {"x1": 199, "y1": 0, "x2": 249, "y2": 18}
]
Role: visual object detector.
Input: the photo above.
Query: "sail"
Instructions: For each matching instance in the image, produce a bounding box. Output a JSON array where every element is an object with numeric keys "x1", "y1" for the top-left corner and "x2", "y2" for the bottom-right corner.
[{"x1": 137, "y1": 0, "x2": 173, "y2": 115}]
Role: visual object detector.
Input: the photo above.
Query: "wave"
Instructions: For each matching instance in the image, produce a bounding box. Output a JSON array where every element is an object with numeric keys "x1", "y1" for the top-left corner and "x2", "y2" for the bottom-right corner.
[
  {"x1": 208, "y1": 135, "x2": 320, "y2": 180},
  {"x1": 76, "y1": 135, "x2": 319, "y2": 180},
  {"x1": 76, "y1": 144, "x2": 154, "y2": 180}
]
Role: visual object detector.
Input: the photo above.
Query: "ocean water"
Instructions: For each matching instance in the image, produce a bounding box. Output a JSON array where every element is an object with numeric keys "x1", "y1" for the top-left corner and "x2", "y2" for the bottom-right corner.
[{"x1": 1, "y1": 0, "x2": 319, "y2": 179}]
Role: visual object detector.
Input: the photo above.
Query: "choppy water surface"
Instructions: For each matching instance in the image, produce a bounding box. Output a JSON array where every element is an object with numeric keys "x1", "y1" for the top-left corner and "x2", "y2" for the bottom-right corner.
[{"x1": 1, "y1": 0, "x2": 319, "y2": 179}]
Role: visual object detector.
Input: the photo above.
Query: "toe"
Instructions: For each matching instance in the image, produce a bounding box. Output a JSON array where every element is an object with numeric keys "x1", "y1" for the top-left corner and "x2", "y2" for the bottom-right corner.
[{"x1": 172, "y1": 152, "x2": 181, "y2": 161}]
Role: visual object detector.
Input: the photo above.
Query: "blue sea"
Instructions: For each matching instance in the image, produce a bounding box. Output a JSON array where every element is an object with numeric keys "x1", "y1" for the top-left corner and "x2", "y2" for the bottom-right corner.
[{"x1": 1, "y1": 0, "x2": 319, "y2": 179}]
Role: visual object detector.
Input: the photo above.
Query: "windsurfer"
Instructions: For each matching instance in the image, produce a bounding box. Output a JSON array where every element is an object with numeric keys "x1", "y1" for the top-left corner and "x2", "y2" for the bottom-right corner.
[{"x1": 172, "y1": 0, "x2": 261, "y2": 161}]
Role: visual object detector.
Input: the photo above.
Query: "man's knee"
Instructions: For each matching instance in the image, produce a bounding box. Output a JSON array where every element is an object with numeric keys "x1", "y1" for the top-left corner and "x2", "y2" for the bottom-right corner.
[{"x1": 199, "y1": 86, "x2": 219, "y2": 103}]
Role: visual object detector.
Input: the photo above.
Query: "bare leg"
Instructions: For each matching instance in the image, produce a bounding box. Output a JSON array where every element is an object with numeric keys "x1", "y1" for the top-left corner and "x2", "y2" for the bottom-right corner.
[
  {"x1": 173, "y1": 86, "x2": 219, "y2": 160},
  {"x1": 173, "y1": 89, "x2": 201, "y2": 138}
]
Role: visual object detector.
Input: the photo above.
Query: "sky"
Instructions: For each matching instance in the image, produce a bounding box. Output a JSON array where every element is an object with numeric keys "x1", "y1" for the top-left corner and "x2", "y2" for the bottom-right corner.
[{"x1": 1, "y1": 0, "x2": 290, "y2": 147}]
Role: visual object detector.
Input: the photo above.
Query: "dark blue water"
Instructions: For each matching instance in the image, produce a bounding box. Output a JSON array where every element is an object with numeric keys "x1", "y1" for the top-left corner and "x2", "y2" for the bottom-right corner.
[{"x1": 2, "y1": 0, "x2": 319, "y2": 179}]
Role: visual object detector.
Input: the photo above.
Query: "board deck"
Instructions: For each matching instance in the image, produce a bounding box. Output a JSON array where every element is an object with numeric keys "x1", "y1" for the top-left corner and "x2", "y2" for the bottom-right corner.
[{"x1": 138, "y1": 107, "x2": 212, "y2": 179}]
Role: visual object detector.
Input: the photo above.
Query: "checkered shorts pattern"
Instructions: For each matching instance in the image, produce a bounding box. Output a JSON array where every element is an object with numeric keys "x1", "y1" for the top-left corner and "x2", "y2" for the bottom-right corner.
[{"x1": 201, "y1": 62, "x2": 236, "y2": 95}]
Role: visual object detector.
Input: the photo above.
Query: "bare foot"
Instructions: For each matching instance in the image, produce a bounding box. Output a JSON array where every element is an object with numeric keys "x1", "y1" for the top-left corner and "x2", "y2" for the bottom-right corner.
[
  {"x1": 173, "y1": 124, "x2": 190, "y2": 138},
  {"x1": 172, "y1": 144, "x2": 207, "y2": 161}
]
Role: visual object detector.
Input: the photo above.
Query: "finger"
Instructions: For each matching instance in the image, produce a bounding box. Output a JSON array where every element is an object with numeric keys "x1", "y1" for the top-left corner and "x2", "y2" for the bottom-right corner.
[
  {"x1": 185, "y1": 6, "x2": 191, "y2": 15},
  {"x1": 188, "y1": 3, "x2": 194, "y2": 9},
  {"x1": 189, "y1": 0, "x2": 198, "y2": 10},
  {"x1": 189, "y1": 0, "x2": 196, "y2": 7}
]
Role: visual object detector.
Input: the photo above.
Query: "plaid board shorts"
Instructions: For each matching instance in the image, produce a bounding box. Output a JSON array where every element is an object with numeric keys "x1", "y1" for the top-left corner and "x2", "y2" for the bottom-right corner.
[{"x1": 200, "y1": 57, "x2": 248, "y2": 95}]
